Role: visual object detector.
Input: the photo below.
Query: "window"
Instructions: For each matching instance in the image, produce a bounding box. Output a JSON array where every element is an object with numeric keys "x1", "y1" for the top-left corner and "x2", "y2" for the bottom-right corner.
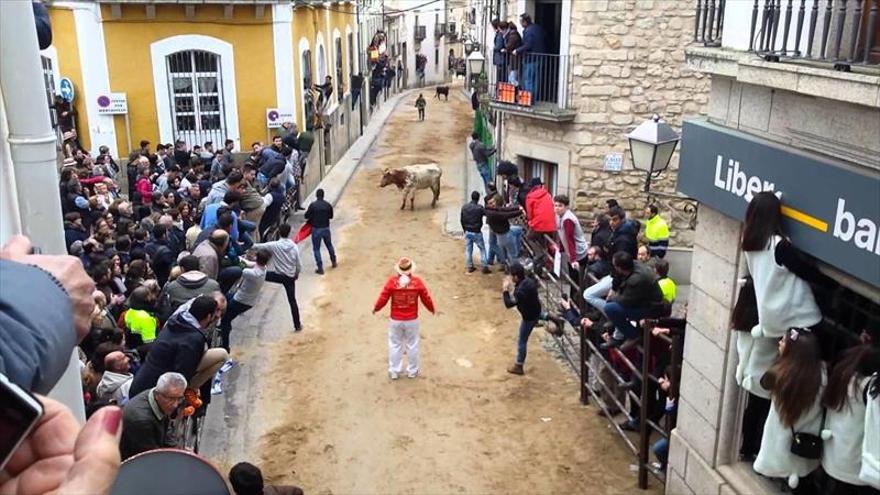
[
  {"x1": 317, "y1": 44, "x2": 327, "y2": 81},
  {"x1": 335, "y1": 37, "x2": 344, "y2": 97},
  {"x1": 435, "y1": 47, "x2": 439, "y2": 67},
  {"x1": 522, "y1": 157, "x2": 558, "y2": 195},
  {"x1": 347, "y1": 32, "x2": 355, "y2": 77},
  {"x1": 165, "y1": 50, "x2": 226, "y2": 148},
  {"x1": 40, "y1": 56, "x2": 58, "y2": 129},
  {"x1": 301, "y1": 49, "x2": 314, "y2": 130}
]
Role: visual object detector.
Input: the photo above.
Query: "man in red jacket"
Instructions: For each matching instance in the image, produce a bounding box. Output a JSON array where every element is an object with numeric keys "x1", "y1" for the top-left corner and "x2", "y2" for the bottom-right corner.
[
  {"x1": 373, "y1": 257, "x2": 436, "y2": 380},
  {"x1": 524, "y1": 177, "x2": 556, "y2": 243}
]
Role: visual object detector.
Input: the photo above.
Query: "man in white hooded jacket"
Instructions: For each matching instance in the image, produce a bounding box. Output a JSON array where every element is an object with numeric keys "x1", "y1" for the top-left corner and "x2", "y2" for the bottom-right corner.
[{"x1": 96, "y1": 351, "x2": 133, "y2": 404}]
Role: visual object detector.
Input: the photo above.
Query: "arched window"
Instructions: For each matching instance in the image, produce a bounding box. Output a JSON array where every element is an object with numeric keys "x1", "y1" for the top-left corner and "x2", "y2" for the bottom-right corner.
[
  {"x1": 165, "y1": 50, "x2": 226, "y2": 148},
  {"x1": 301, "y1": 49, "x2": 313, "y2": 89},
  {"x1": 301, "y1": 49, "x2": 315, "y2": 130},
  {"x1": 317, "y1": 44, "x2": 327, "y2": 81},
  {"x1": 334, "y1": 36, "x2": 344, "y2": 97}
]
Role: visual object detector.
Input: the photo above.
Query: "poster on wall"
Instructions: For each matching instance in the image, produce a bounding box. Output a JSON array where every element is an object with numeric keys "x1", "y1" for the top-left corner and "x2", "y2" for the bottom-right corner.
[{"x1": 266, "y1": 108, "x2": 294, "y2": 129}]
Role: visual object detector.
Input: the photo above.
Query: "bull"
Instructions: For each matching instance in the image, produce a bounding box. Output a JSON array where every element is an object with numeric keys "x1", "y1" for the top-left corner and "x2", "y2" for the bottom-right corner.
[
  {"x1": 435, "y1": 85, "x2": 450, "y2": 101},
  {"x1": 379, "y1": 163, "x2": 442, "y2": 210}
]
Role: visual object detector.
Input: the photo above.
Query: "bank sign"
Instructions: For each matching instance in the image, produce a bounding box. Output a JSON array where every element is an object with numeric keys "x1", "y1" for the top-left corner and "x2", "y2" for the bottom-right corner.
[{"x1": 678, "y1": 119, "x2": 880, "y2": 288}]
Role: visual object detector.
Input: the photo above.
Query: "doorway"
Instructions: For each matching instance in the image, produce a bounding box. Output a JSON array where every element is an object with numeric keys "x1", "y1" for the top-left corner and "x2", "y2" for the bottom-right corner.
[{"x1": 533, "y1": 0, "x2": 562, "y2": 104}]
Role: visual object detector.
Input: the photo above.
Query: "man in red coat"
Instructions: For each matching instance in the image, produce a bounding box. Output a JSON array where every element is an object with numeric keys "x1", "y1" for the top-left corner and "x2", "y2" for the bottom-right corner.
[
  {"x1": 524, "y1": 177, "x2": 556, "y2": 242},
  {"x1": 373, "y1": 257, "x2": 436, "y2": 379}
]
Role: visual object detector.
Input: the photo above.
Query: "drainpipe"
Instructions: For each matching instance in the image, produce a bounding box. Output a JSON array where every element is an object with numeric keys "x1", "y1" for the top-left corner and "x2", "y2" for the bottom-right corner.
[{"x1": 0, "y1": 0, "x2": 85, "y2": 422}]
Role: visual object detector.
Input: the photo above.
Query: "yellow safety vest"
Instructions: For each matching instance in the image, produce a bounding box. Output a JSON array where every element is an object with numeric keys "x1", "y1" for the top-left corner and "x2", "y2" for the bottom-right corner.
[
  {"x1": 124, "y1": 309, "x2": 158, "y2": 343},
  {"x1": 645, "y1": 214, "x2": 670, "y2": 242},
  {"x1": 658, "y1": 277, "x2": 677, "y2": 304}
]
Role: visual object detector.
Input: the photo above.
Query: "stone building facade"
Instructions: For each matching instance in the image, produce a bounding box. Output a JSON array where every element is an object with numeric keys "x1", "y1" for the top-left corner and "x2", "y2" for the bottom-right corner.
[
  {"x1": 488, "y1": 0, "x2": 710, "y2": 247},
  {"x1": 666, "y1": 2, "x2": 880, "y2": 494}
]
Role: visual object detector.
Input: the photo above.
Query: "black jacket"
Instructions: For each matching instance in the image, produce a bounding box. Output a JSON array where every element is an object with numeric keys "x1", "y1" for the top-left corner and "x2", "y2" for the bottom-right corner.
[
  {"x1": 503, "y1": 276, "x2": 541, "y2": 321},
  {"x1": 591, "y1": 223, "x2": 613, "y2": 250},
  {"x1": 305, "y1": 199, "x2": 333, "y2": 228},
  {"x1": 608, "y1": 219, "x2": 639, "y2": 258},
  {"x1": 119, "y1": 389, "x2": 169, "y2": 460},
  {"x1": 460, "y1": 201, "x2": 484, "y2": 233},
  {"x1": 128, "y1": 310, "x2": 208, "y2": 398},
  {"x1": 586, "y1": 257, "x2": 611, "y2": 280},
  {"x1": 611, "y1": 262, "x2": 664, "y2": 309},
  {"x1": 484, "y1": 206, "x2": 521, "y2": 234}
]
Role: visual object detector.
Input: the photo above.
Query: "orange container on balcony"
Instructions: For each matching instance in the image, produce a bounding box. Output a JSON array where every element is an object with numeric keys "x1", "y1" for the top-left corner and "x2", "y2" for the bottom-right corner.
[
  {"x1": 517, "y1": 90, "x2": 532, "y2": 107},
  {"x1": 497, "y1": 83, "x2": 516, "y2": 104}
]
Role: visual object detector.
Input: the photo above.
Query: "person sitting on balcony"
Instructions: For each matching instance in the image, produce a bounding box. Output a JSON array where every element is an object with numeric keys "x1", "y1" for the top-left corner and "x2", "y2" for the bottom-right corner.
[{"x1": 514, "y1": 14, "x2": 546, "y2": 99}]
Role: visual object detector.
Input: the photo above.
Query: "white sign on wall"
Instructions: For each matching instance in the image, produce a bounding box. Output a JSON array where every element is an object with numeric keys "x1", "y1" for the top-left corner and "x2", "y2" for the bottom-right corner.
[
  {"x1": 603, "y1": 152, "x2": 623, "y2": 173},
  {"x1": 96, "y1": 93, "x2": 128, "y2": 115},
  {"x1": 266, "y1": 108, "x2": 294, "y2": 129}
]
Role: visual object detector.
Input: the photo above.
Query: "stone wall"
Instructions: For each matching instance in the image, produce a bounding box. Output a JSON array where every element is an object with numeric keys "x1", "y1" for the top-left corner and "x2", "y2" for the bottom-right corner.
[{"x1": 500, "y1": 0, "x2": 709, "y2": 247}]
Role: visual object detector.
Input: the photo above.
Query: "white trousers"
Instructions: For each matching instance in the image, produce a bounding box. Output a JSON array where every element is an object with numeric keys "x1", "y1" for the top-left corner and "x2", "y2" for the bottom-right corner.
[{"x1": 388, "y1": 319, "x2": 420, "y2": 376}]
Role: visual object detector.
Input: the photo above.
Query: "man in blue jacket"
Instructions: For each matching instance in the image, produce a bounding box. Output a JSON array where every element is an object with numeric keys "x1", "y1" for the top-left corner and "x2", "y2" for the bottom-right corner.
[
  {"x1": 514, "y1": 14, "x2": 546, "y2": 99},
  {"x1": 491, "y1": 19, "x2": 506, "y2": 83}
]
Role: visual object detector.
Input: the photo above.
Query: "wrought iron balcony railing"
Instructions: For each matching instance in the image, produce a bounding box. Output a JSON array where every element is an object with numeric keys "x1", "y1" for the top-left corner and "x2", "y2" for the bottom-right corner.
[
  {"x1": 487, "y1": 52, "x2": 576, "y2": 122},
  {"x1": 694, "y1": 0, "x2": 880, "y2": 71}
]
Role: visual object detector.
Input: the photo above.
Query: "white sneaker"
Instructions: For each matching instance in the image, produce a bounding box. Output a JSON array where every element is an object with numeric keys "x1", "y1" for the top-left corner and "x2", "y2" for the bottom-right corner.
[
  {"x1": 389, "y1": 371, "x2": 399, "y2": 380},
  {"x1": 407, "y1": 372, "x2": 418, "y2": 379}
]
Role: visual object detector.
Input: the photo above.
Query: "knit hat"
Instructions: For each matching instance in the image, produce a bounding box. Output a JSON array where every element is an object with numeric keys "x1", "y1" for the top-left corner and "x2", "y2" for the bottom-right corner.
[{"x1": 395, "y1": 257, "x2": 415, "y2": 275}]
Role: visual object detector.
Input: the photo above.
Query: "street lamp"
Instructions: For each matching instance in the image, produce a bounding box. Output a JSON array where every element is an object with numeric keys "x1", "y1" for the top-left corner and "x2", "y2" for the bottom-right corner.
[
  {"x1": 466, "y1": 50, "x2": 485, "y2": 91},
  {"x1": 464, "y1": 39, "x2": 473, "y2": 54},
  {"x1": 626, "y1": 114, "x2": 681, "y2": 193}
]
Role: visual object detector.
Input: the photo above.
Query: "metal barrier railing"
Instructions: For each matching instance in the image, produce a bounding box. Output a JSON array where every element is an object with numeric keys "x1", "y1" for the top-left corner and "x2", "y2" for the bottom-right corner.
[{"x1": 518, "y1": 232, "x2": 684, "y2": 489}]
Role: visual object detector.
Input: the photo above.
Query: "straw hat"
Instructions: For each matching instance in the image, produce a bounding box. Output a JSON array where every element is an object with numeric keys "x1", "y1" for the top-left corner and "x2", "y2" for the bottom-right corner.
[{"x1": 395, "y1": 257, "x2": 415, "y2": 275}]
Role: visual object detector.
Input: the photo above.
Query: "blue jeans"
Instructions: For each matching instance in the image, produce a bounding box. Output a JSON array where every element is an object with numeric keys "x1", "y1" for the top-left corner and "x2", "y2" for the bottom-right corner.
[
  {"x1": 464, "y1": 231, "x2": 488, "y2": 269},
  {"x1": 523, "y1": 60, "x2": 538, "y2": 97},
  {"x1": 516, "y1": 319, "x2": 538, "y2": 365},
  {"x1": 508, "y1": 225, "x2": 523, "y2": 259},
  {"x1": 496, "y1": 231, "x2": 517, "y2": 266},
  {"x1": 256, "y1": 172, "x2": 269, "y2": 188},
  {"x1": 488, "y1": 231, "x2": 499, "y2": 264},
  {"x1": 653, "y1": 438, "x2": 669, "y2": 469},
  {"x1": 477, "y1": 162, "x2": 492, "y2": 192},
  {"x1": 311, "y1": 226, "x2": 336, "y2": 271},
  {"x1": 604, "y1": 302, "x2": 658, "y2": 341},
  {"x1": 238, "y1": 219, "x2": 257, "y2": 251},
  {"x1": 584, "y1": 274, "x2": 613, "y2": 313}
]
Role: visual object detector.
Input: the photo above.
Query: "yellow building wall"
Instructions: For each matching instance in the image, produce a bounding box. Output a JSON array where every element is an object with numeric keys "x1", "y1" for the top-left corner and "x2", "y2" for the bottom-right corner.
[
  {"x1": 47, "y1": 7, "x2": 90, "y2": 150},
  {"x1": 290, "y1": 5, "x2": 356, "y2": 129},
  {"x1": 100, "y1": 4, "x2": 276, "y2": 155}
]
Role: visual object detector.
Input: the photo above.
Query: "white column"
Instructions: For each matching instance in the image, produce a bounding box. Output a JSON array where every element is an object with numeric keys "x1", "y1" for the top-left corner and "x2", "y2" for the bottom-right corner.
[
  {"x1": 71, "y1": 2, "x2": 117, "y2": 157},
  {"x1": 0, "y1": 0, "x2": 85, "y2": 424},
  {"x1": 273, "y1": 4, "x2": 295, "y2": 115}
]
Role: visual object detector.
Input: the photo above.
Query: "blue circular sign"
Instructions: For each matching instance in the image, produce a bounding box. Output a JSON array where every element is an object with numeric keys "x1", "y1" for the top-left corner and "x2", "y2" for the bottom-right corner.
[{"x1": 59, "y1": 77, "x2": 75, "y2": 103}]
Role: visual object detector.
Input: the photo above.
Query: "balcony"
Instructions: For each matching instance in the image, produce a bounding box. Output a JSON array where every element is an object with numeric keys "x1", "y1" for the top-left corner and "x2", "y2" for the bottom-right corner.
[
  {"x1": 435, "y1": 23, "x2": 445, "y2": 38},
  {"x1": 694, "y1": 0, "x2": 880, "y2": 72},
  {"x1": 486, "y1": 53, "x2": 577, "y2": 122},
  {"x1": 414, "y1": 25, "x2": 426, "y2": 42}
]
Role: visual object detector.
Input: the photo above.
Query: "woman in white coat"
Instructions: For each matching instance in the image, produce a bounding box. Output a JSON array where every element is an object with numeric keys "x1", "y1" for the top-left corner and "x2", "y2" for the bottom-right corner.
[
  {"x1": 821, "y1": 329, "x2": 880, "y2": 494},
  {"x1": 754, "y1": 328, "x2": 825, "y2": 493}
]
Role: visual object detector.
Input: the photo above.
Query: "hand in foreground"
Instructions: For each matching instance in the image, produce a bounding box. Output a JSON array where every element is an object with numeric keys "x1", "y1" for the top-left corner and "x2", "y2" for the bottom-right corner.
[
  {"x1": 0, "y1": 396, "x2": 121, "y2": 495},
  {"x1": 0, "y1": 235, "x2": 95, "y2": 342}
]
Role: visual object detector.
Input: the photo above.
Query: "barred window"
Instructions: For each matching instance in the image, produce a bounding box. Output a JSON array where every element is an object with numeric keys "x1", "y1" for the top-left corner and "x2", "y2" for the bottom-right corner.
[{"x1": 165, "y1": 50, "x2": 226, "y2": 149}]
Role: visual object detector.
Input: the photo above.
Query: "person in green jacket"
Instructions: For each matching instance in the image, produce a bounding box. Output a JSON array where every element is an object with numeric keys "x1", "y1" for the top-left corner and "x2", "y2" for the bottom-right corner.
[{"x1": 415, "y1": 94, "x2": 427, "y2": 121}]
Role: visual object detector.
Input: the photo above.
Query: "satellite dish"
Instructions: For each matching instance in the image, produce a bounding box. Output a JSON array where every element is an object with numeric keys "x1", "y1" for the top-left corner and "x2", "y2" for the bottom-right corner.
[{"x1": 110, "y1": 449, "x2": 230, "y2": 495}]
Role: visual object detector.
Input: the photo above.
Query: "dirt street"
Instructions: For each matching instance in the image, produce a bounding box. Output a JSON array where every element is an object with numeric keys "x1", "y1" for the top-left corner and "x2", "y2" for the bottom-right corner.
[{"x1": 222, "y1": 91, "x2": 649, "y2": 494}]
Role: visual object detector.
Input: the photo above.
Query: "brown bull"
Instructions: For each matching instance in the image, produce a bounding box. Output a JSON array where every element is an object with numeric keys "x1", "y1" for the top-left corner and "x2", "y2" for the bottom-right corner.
[{"x1": 379, "y1": 163, "x2": 442, "y2": 210}]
